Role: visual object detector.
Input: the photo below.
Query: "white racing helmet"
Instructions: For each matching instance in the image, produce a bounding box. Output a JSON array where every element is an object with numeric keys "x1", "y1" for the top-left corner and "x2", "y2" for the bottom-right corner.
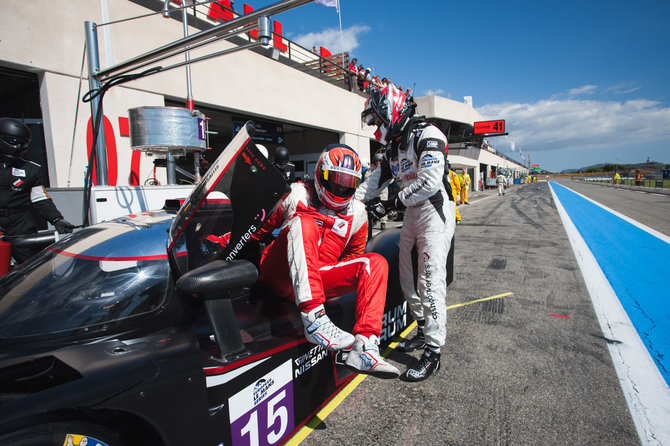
[{"x1": 361, "y1": 85, "x2": 414, "y2": 145}]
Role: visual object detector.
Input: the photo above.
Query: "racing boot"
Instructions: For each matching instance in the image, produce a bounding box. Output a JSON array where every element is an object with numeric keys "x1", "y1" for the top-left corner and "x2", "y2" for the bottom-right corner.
[
  {"x1": 396, "y1": 322, "x2": 425, "y2": 352},
  {"x1": 404, "y1": 348, "x2": 440, "y2": 382},
  {"x1": 301, "y1": 305, "x2": 354, "y2": 351},
  {"x1": 345, "y1": 334, "x2": 400, "y2": 379}
]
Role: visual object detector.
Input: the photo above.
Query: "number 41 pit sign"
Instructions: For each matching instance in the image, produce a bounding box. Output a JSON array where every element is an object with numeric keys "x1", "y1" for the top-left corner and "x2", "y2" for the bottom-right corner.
[{"x1": 474, "y1": 120, "x2": 505, "y2": 134}]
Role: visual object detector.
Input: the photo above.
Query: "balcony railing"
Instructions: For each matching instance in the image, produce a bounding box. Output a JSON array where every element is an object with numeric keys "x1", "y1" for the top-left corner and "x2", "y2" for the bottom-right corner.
[{"x1": 158, "y1": 0, "x2": 353, "y2": 90}]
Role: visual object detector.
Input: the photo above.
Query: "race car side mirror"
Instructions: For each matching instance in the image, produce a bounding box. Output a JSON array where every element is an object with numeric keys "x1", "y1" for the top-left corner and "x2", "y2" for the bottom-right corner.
[
  {"x1": 176, "y1": 260, "x2": 257, "y2": 363},
  {"x1": 176, "y1": 259, "x2": 258, "y2": 295},
  {"x1": 6, "y1": 231, "x2": 58, "y2": 250}
]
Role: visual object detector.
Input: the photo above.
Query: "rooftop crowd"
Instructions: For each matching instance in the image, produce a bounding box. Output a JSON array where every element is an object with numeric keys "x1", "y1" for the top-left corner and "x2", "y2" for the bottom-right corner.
[{"x1": 347, "y1": 57, "x2": 413, "y2": 98}]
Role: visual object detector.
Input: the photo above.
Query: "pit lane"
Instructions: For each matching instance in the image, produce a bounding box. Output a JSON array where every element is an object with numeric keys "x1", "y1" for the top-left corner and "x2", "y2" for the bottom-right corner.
[{"x1": 290, "y1": 180, "x2": 670, "y2": 445}]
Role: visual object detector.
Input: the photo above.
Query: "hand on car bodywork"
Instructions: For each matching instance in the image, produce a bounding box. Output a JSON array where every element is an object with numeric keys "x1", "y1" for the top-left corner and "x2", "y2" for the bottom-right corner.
[{"x1": 53, "y1": 218, "x2": 75, "y2": 233}]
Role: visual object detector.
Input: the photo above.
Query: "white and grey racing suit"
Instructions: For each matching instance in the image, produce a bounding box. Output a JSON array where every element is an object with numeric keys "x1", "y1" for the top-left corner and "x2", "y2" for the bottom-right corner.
[{"x1": 356, "y1": 122, "x2": 455, "y2": 348}]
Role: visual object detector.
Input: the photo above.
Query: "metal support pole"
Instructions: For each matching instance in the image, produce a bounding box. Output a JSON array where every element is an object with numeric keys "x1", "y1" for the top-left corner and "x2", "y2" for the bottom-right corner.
[
  {"x1": 84, "y1": 21, "x2": 109, "y2": 186},
  {"x1": 182, "y1": 1, "x2": 202, "y2": 184},
  {"x1": 166, "y1": 154, "x2": 177, "y2": 184},
  {"x1": 182, "y1": 3, "x2": 194, "y2": 110}
]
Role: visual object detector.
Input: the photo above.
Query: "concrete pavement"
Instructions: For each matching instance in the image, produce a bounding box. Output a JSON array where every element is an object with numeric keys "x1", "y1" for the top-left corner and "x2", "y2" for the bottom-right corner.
[{"x1": 298, "y1": 181, "x2": 643, "y2": 445}]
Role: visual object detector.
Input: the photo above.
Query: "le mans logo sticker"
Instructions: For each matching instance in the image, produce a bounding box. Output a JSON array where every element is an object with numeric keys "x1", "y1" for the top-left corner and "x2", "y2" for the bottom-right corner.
[
  {"x1": 229, "y1": 360, "x2": 294, "y2": 445},
  {"x1": 420, "y1": 154, "x2": 440, "y2": 169},
  {"x1": 62, "y1": 434, "x2": 109, "y2": 446}
]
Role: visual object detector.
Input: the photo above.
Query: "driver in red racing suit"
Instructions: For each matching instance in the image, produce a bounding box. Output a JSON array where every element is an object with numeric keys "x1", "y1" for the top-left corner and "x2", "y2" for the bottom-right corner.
[{"x1": 254, "y1": 144, "x2": 399, "y2": 378}]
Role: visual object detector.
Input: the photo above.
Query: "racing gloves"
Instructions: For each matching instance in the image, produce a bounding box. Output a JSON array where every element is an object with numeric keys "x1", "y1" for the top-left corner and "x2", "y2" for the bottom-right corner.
[
  {"x1": 384, "y1": 193, "x2": 406, "y2": 212},
  {"x1": 365, "y1": 197, "x2": 387, "y2": 221},
  {"x1": 52, "y1": 218, "x2": 75, "y2": 233}
]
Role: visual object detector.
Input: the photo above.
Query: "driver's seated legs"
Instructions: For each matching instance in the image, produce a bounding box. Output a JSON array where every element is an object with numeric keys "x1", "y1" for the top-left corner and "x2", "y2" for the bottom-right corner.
[
  {"x1": 319, "y1": 251, "x2": 400, "y2": 378},
  {"x1": 260, "y1": 215, "x2": 354, "y2": 351}
]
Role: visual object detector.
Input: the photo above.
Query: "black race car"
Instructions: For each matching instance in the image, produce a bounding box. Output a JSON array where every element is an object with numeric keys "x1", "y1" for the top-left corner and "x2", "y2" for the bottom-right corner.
[{"x1": 0, "y1": 122, "x2": 409, "y2": 446}]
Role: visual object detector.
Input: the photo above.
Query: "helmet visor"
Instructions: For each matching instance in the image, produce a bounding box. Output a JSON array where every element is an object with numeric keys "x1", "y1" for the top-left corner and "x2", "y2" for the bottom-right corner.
[
  {"x1": 361, "y1": 94, "x2": 381, "y2": 127},
  {"x1": 321, "y1": 166, "x2": 361, "y2": 197},
  {"x1": 361, "y1": 109, "x2": 378, "y2": 127},
  {"x1": 1, "y1": 134, "x2": 30, "y2": 149}
]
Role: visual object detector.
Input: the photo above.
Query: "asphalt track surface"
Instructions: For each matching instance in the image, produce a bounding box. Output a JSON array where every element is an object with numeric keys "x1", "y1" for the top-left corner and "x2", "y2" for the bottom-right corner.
[{"x1": 290, "y1": 180, "x2": 670, "y2": 446}]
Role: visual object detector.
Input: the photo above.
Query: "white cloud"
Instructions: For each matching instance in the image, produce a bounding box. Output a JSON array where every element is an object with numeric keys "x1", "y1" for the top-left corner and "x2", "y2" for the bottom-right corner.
[
  {"x1": 606, "y1": 83, "x2": 642, "y2": 95},
  {"x1": 479, "y1": 98, "x2": 670, "y2": 156},
  {"x1": 424, "y1": 88, "x2": 445, "y2": 96},
  {"x1": 568, "y1": 85, "x2": 598, "y2": 95},
  {"x1": 292, "y1": 25, "x2": 370, "y2": 54}
]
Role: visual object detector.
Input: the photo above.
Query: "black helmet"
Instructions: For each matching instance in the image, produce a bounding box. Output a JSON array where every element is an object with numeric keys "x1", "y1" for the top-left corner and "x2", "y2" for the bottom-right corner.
[
  {"x1": 274, "y1": 146, "x2": 290, "y2": 167},
  {"x1": 0, "y1": 118, "x2": 31, "y2": 158}
]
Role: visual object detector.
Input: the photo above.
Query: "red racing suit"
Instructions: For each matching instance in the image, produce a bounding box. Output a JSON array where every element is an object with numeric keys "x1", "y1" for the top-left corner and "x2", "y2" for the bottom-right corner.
[{"x1": 254, "y1": 180, "x2": 388, "y2": 338}]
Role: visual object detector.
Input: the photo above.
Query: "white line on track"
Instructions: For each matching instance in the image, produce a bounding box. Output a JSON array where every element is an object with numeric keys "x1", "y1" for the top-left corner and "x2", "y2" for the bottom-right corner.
[
  {"x1": 464, "y1": 192, "x2": 499, "y2": 205},
  {"x1": 549, "y1": 182, "x2": 670, "y2": 446}
]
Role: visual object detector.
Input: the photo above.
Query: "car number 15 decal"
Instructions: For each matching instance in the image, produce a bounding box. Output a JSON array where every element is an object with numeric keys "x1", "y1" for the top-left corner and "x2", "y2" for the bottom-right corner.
[{"x1": 229, "y1": 360, "x2": 294, "y2": 446}]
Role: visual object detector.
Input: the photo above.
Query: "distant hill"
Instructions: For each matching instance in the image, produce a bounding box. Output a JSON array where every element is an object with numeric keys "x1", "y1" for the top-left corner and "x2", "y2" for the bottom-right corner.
[
  {"x1": 561, "y1": 161, "x2": 669, "y2": 174},
  {"x1": 562, "y1": 163, "x2": 605, "y2": 173}
]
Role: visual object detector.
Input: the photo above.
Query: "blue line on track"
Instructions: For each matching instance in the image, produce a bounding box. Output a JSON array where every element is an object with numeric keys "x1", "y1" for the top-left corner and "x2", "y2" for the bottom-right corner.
[{"x1": 550, "y1": 182, "x2": 670, "y2": 386}]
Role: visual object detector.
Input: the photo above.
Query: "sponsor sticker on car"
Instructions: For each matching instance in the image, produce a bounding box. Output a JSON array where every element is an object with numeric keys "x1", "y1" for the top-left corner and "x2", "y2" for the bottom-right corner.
[
  {"x1": 229, "y1": 360, "x2": 294, "y2": 445},
  {"x1": 62, "y1": 434, "x2": 109, "y2": 446}
]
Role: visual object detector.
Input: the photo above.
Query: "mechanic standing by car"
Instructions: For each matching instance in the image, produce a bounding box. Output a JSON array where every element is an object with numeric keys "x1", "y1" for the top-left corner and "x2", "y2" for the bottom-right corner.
[
  {"x1": 496, "y1": 171, "x2": 507, "y2": 196},
  {"x1": 273, "y1": 146, "x2": 296, "y2": 184},
  {"x1": 459, "y1": 168, "x2": 470, "y2": 204},
  {"x1": 358, "y1": 85, "x2": 455, "y2": 382},
  {"x1": 253, "y1": 143, "x2": 400, "y2": 378},
  {"x1": 447, "y1": 161, "x2": 461, "y2": 224},
  {"x1": 0, "y1": 118, "x2": 74, "y2": 264}
]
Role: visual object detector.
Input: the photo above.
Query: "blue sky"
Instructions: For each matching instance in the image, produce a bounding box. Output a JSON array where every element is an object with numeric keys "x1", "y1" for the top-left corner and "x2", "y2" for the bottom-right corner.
[{"x1": 261, "y1": 0, "x2": 670, "y2": 172}]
